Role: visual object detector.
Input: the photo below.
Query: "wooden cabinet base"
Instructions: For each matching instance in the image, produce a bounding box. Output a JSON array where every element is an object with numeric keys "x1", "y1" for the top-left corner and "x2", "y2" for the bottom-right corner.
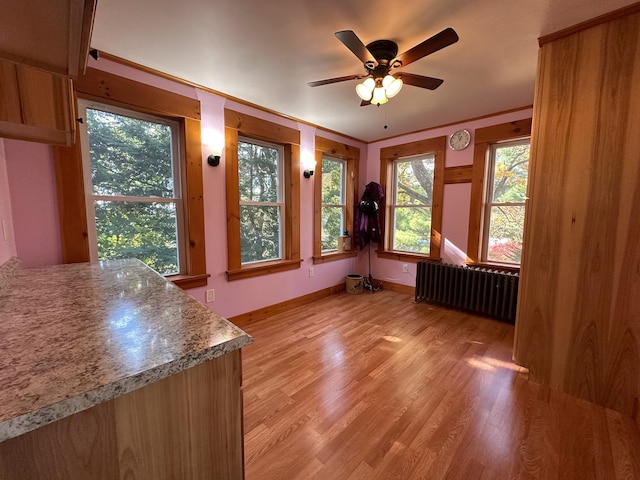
[{"x1": 0, "y1": 350, "x2": 245, "y2": 480}]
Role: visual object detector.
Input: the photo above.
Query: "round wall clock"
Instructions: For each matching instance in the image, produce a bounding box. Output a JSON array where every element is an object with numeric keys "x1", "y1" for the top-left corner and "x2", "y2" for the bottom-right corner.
[{"x1": 449, "y1": 129, "x2": 471, "y2": 151}]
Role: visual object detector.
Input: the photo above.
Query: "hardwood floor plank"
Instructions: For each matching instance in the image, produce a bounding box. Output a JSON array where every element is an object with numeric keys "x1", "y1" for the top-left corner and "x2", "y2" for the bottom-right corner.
[{"x1": 242, "y1": 291, "x2": 640, "y2": 479}]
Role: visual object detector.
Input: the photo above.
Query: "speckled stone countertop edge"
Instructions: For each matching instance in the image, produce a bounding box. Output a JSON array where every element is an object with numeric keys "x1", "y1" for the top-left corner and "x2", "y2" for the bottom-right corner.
[
  {"x1": 0, "y1": 333, "x2": 253, "y2": 443},
  {"x1": 0, "y1": 256, "x2": 21, "y2": 297}
]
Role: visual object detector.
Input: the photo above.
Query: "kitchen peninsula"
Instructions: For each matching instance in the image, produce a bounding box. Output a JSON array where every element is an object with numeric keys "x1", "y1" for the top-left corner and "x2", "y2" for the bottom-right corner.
[{"x1": 0, "y1": 258, "x2": 253, "y2": 479}]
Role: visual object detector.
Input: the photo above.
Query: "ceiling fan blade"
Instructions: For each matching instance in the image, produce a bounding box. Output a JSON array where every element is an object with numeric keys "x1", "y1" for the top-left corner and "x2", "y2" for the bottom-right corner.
[
  {"x1": 308, "y1": 74, "x2": 366, "y2": 87},
  {"x1": 360, "y1": 99, "x2": 371, "y2": 107},
  {"x1": 399, "y1": 73, "x2": 444, "y2": 90},
  {"x1": 335, "y1": 30, "x2": 375, "y2": 64},
  {"x1": 395, "y1": 28, "x2": 459, "y2": 67}
]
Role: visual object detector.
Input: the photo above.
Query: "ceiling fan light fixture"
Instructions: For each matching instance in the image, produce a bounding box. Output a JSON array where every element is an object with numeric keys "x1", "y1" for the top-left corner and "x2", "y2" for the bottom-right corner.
[
  {"x1": 371, "y1": 86, "x2": 388, "y2": 105},
  {"x1": 356, "y1": 80, "x2": 374, "y2": 101},
  {"x1": 385, "y1": 77, "x2": 403, "y2": 98},
  {"x1": 382, "y1": 74, "x2": 394, "y2": 89}
]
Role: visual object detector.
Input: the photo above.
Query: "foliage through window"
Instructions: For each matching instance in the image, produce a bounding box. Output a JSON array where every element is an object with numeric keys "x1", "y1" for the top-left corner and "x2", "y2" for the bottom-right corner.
[
  {"x1": 238, "y1": 138, "x2": 284, "y2": 264},
  {"x1": 80, "y1": 100, "x2": 183, "y2": 275},
  {"x1": 482, "y1": 139, "x2": 530, "y2": 264},
  {"x1": 390, "y1": 154, "x2": 435, "y2": 254},
  {"x1": 321, "y1": 156, "x2": 346, "y2": 252}
]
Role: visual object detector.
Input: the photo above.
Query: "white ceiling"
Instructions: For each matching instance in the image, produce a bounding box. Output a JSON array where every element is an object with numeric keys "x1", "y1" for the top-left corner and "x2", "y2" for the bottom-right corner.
[{"x1": 91, "y1": 0, "x2": 636, "y2": 143}]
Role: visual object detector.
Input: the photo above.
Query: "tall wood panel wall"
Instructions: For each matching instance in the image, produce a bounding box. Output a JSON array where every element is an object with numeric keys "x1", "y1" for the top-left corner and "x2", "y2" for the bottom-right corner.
[{"x1": 514, "y1": 5, "x2": 640, "y2": 422}]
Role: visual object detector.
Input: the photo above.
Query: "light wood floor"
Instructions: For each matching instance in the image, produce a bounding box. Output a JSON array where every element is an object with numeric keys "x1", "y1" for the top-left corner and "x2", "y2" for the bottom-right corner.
[{"x1": 241, "y1": 290, "x2": 640, "y2": 479}]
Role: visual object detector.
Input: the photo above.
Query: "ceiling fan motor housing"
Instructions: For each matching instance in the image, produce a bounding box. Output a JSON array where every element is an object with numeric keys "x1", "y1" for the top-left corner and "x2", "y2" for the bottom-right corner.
[{"x1": 366, "y1": 39, "x2": 399, "y2": 65}]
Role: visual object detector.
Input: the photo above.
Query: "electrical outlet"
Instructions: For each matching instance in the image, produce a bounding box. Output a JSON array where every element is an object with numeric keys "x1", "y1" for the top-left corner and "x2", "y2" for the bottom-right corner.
[
  {"x1": 206, "y1": 289, "x2": 215, "y2": 302},
  {"x1": 402, "y1": 263, "x2": 409, "y2": 273},
  {"x1": 309, "y1": 267, "x2": 314, "y2": 278}
]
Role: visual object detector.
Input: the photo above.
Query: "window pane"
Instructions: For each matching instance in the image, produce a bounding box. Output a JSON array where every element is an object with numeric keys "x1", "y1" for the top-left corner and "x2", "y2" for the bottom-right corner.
[
  {"x1": 321, "y1": 159, "x2": 344, "y2": 205},
  {"x1": 94, "y1": 200, "x2": 179, "y2": 275},
  {"x1": 392, "y1": 206, "x2": 431, "y2": 253},
  {"x1": 486, "y1": 205, "x2": 525, "y2": 263},
  {"x1": 240, "y1": 205, "x2": 281, "y2": 263},
  {"x1": 321, "y1": 206, "x2": 342, "y2": 251},
  {"x1": 395, "y1": 156, "x2": 434, "y2": 206},
  {"x1": 86, "y1": 109, "x2": 175, "y2": 198},
  {"x1": 238, "y1": 141, "x2": 279, "y2": 202},
  {"x1": 492, "y1": 144, "x2": 529, "y2": 203}
]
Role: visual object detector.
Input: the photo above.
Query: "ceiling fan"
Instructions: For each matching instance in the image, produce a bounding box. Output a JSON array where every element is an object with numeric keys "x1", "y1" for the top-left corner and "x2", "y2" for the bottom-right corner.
[{"x1": 308, "y1": 28, "x2": 459, "y2": 106}]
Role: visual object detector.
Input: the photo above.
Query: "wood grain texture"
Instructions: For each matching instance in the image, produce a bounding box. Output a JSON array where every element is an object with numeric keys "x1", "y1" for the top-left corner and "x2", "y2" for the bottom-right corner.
[
  {"x1": 443, "y1": 165, "x2": 473, "y2": 184},
  {"x1": 182, "y1": 117, "x2": 207, "y2": 278},
  {"x1": 0, "y1": 59, "x2": 74, "y2": 145},
  {"x1": 224, "y1": 109, "x2": 299, "y2": 145},
  {"x1": 241, "y1": 291, "x2": 640, "y2": 479},
  {"x1": 514, "y1": 9, "x2": 640, "y2": 417},
  {"x1": 53, "y1": 139, "x2": 91, "y2": 264},
  {"x1": 76, "y1": 67, "x2": 200, "y2": 120},
  {"x1": 0, "y1": 352, "x2": 244, "y2": 479},
  {"x1": 115, "y1": 351, "x2": 244, "y2": 480}
]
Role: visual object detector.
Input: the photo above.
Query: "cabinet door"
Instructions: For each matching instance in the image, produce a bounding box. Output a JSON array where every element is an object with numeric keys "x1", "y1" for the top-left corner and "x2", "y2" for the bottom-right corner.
[{"x1": 0, "y1": 59, "x2": 75, "y2": 146}]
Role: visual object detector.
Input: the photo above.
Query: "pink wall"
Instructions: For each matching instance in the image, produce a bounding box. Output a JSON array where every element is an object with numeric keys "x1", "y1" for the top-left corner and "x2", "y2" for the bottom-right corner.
[
  {"x1": 1, "y1": 54, "x2": 531, "y2": 315},
  {"x1": 0, "y1": 140, "x2": 17, "y2": 264},
  {"x1": 4, "y1": 139, "x2": 62, "y2": 268},
  {"x1": 364, "y1": 108, "x2": 533, "y2": 287}
]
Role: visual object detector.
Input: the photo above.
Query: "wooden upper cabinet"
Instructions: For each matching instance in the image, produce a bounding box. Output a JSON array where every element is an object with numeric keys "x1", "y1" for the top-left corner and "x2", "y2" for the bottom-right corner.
[
  {"x1": 0, "y1": 0, "x2": 96, "y2": 78},
  {"x1": 0, "y1": 60, "x2": 75, "y2": 145},
  {"x1": 0, "y1": 0, "x2": 96, "y2": 146}
]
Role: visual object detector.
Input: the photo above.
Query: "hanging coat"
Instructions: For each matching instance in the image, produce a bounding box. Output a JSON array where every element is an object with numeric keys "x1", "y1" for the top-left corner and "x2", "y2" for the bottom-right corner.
[{"x1": 354, "y1": 181, "x2": 384, "y2": 249}]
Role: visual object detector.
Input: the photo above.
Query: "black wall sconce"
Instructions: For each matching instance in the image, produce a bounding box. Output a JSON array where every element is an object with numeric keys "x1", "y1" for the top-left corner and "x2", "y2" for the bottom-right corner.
[
  {"x1": 208, "y1": 154, "x2": 221, "y2": 167},
  {"x1": 303, "y1": 157, "x2": 316, "y2": 179}
]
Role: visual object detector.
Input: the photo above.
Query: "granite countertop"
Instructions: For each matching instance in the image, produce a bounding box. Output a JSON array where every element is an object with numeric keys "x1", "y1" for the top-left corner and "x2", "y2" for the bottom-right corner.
[{"x1": 0, "y1": 258, "x2": 253, "y2": 442}]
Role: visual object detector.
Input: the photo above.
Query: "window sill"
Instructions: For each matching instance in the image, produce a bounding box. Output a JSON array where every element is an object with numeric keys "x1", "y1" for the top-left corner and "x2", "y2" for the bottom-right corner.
[
  {"x1": 466, "y1": 262, "x2": 520, "y2": 274},
  {"x1": 227, "y1": 259, "x2": 303, "y2": 281},
  {"x1": 376, "y1": 250, "x2": 439, "y2": 263},
  {"x1": 168, "y1": 273, "x2": 210, "y2": 289},
  {"x1": 312, "y1": 250, "x2": 357, "y2": 264}
]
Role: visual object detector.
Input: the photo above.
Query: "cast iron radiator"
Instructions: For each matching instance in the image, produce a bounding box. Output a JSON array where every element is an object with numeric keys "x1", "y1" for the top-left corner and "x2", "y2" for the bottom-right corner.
[{"x1": 415, "y1": 260, "x2": 519, "y2": 323}]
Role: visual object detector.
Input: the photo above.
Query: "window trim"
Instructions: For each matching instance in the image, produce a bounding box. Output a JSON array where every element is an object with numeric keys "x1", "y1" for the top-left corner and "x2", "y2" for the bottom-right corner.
[
  {"x1": 225, "y1": 109, "x2": 301, "y2": 281},
  {"x1": 312, "y1": 136, "x2": 359, "y2": 264},
  {"x1": 467, "y1": 118, "x2": 532, "y2": 267},
  {"x1": 379, "y1": 136, "x2": 445, "y2": 262},
  {"x1": 53, "y1": 67, "x2": 208, "y2": 289}
]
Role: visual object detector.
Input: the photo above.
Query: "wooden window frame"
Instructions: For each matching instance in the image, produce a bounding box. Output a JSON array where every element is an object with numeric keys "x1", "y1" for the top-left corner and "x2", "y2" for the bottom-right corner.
[
  {"x1": 467, "y1": 118, "x2": 532, "y2": 269},
  {"x1": 312, "y1": 136, "x2": 359, "y2": 264},
  {"x1": 379, "y1": 136, "x2": 446, "y2": 263},
  {"x1": 224, "y1": 109, "x2": 301, "y2": 281},
  {"x1": 53, "y1": 67, "x2": 208, "y2": 289}
]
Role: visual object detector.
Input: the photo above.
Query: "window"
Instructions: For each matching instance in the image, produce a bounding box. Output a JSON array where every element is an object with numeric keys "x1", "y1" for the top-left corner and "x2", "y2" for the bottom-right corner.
[
  {"x1": 225, "y1": 109, "x2": 301, "y2": 280},
  {"x1": 379, "y1": 136, "x2": 445, "y2": 261},
  {"x1": 78, "y1": 101, "x2": 183, "y2": 275},
  {"x1": 482, "y1": 139, "x2": 530, "y2": 264},
  {"x1": 389, "y1": 154, "x2": 435, "y2": 254},
  {"x1": 467, "y1": 118, "x2": 532, "y2": 268},
  {"x1": 238, "y1": 137, "x2": 285, "y2": 264},
  {"x1": 54, "y1": 67, "x2": 207, "y2": 288},
  {"x1": 313, "y1": 136, "x2": 359, "y2": 263},
  {"x1": 320, "y1": 155, "x2": 346, "y2": 252}
]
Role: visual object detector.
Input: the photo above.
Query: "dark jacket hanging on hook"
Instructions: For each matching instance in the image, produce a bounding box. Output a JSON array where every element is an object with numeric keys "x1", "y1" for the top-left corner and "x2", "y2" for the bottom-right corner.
[{"x1": 354, "y1": 181, "x2": 384, "y2": 249}]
